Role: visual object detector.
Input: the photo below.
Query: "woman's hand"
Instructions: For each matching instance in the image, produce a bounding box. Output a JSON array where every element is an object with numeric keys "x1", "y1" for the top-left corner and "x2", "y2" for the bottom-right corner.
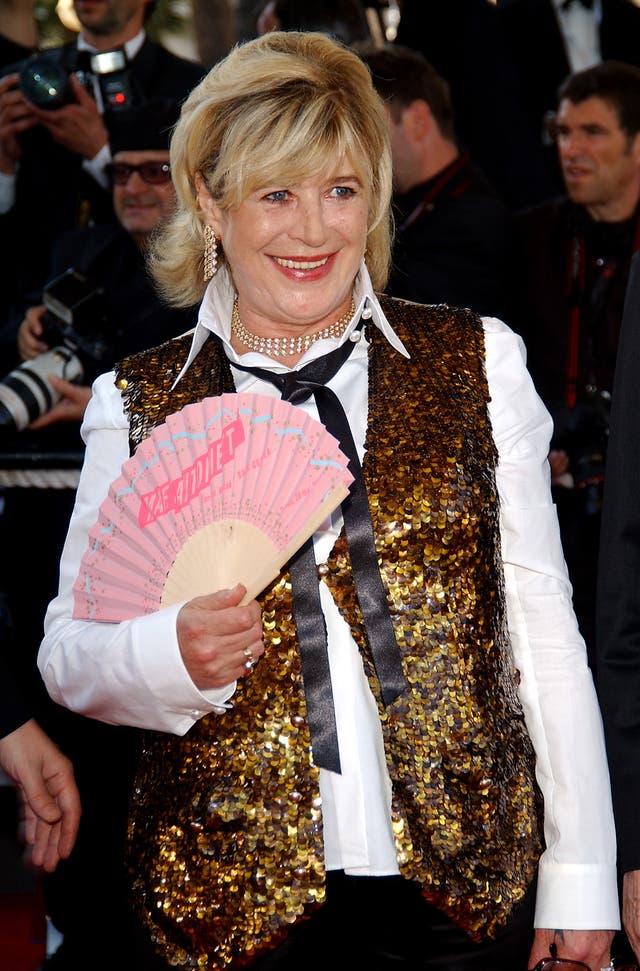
[
  {"x1": 177, "y1": 584, "x2": 264, "y2": 689},
  {"x1": 528, "y1": 928, "x2": 614, "y2": 971},
  {"x1": 623, "y1": 870, "x2": 640, "y2": 962}
]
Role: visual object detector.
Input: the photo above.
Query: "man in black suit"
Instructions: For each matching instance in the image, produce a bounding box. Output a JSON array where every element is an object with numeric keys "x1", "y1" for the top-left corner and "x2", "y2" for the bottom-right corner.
[
  {"x1": 393, "y1": 0, "x2": 557, "y2": 210},
  {"x1": 596, "y1": 250, "x2": 640, "y2": 964},
  {"x1": 496, "y1": 0, "x2": 640, "y2": 196},
  {"x1": 508, "y1": 60, "x2": 640, "y2": 673},
  {"x1": 0, "y1": 0, "x2": 205, "y2": 320},
  {"x1": 357, "y1": 42, "x2": 512, "y2": 319}
]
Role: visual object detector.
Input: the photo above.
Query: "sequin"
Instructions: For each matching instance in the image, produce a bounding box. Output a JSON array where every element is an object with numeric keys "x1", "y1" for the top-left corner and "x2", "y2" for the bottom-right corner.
[{"x1": 116, "y1": 299, "x2": 543, "y2": 967}]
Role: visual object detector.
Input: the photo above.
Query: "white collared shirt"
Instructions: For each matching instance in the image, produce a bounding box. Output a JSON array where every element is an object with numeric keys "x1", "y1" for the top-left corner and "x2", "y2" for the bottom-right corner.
[
  {"x1": 38, "y1": 263, "x2": 620, "y2": 931},
  {"x1": 552, "y1": 0, "x2": 602, "y2": 71}
]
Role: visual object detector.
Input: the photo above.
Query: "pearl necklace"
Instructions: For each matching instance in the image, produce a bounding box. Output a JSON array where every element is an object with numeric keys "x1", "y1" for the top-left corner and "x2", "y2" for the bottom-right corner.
[{"x1": 231, "y1": 298, "x2": 356, "y2": 357}]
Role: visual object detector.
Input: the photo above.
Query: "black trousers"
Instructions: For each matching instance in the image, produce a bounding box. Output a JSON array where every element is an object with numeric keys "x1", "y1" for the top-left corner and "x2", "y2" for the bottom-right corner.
[{"x1": 130, "y1": 871, "x2": 537, "y2": 971}]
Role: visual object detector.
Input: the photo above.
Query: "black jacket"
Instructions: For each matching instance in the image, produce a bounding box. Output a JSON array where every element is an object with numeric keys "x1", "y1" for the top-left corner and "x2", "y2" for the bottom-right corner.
[
  {"x1": 387, "y1": 154, "x2": 512, "y2": 319},
  {"x1": 0, "y1": 37, "x2": 205, "y2": 319},
  {"x1": 496, "y1": 0, "x2": 640, "y2": 195},
  {"x1": 597, "y1": 251, "x2": 640, "y2": 872}
]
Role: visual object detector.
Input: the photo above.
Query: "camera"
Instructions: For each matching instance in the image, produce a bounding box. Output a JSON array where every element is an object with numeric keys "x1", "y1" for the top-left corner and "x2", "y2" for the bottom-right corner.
[
  {"x1": 11, "y1": 47, "x2": 137, "y2": 112},
  {"x1": 0, "y1": 269, "x2": 110, "y2": 433},
  {"x1": 551, "y1": 388, "x2": 611, "y2": 516}
]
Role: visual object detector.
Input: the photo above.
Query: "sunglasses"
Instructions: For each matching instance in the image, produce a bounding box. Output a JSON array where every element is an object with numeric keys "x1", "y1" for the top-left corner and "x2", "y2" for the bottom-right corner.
[
  {"x1": 530, "y1": 945, "x2": 638, "y2": 971},
  {"x1": 106, "y1": 161, "x2": 172, "y2": 186}
]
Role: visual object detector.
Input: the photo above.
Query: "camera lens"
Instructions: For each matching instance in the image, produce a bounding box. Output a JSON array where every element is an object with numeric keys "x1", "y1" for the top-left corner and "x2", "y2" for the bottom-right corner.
[
  {"x1": 0, "y1": 347, "x2": 83, "y2": 432},
  {"x1": 19, "y1": 56, "x2": 69, "y2": 109}
]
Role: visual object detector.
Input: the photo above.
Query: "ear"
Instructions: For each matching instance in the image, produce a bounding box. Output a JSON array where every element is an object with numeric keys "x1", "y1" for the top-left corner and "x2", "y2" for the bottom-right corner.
[
  {"x1": 403, "y1": 99, "x2": 433, "y2": 142},
  {"x1": 195, "y1": 172, "x2": 224, "y2": 235}
]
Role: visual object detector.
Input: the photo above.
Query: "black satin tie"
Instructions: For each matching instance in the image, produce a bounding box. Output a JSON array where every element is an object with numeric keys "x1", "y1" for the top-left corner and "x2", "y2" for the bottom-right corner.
[{"x1": 232, "y1": 321, "x2": 407, "y2": 773}]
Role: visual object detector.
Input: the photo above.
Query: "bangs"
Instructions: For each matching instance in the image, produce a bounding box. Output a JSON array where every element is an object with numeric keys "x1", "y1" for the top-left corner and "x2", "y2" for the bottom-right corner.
[{"x1": 212, "y1": 87, "x2": 378, "y2": 209}]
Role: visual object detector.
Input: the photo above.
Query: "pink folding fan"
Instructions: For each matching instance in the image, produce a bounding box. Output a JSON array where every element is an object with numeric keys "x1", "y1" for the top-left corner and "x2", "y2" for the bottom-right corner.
[{"x1": 72, "y1": 392, "x2": 353, "y2": 622}]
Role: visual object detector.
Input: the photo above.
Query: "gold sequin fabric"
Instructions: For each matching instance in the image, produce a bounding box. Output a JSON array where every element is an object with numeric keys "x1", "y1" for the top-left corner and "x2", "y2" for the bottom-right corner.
[
  {"x1": 115, "y1": 300, "x2": 542, "y2": 967},
  {"x1": 324, "y1": 297, "x2": 543, "y2": 940}
]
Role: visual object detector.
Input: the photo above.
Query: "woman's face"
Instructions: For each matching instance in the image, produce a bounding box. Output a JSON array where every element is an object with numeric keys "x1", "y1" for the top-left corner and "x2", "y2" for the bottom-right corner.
[{"x1": 198, "y1": 159, "x2": 369, "y2": 335}]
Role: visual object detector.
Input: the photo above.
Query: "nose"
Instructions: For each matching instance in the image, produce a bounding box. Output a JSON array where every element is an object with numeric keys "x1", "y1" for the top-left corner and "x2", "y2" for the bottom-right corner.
[
  {"x1": 559, "y1": 130, "x2": 585, "y2": 159},
  {"x1": 292, "y1": 196, "x2": 327, "y2": 247},
  {"x1": 124, "y1": 170, "x2": 147, "y2": 190}
]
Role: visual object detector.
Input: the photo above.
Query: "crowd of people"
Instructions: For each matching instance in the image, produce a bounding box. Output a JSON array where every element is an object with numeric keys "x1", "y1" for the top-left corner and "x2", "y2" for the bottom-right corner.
[{"x1": 2, "y1": 2, "x2": 640, "y2": 970}]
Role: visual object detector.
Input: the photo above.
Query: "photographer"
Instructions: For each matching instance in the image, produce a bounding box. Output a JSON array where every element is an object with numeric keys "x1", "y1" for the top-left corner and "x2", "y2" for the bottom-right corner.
[
  {"x1": 0, "y1": 0, "x2": 205, "y2": 321},
  {"x1": 0, "y1": 99, "x2": 198, "y2": 971},
  {"x1": 508, "y1": 60, "x2": 640, "y2": 676}
]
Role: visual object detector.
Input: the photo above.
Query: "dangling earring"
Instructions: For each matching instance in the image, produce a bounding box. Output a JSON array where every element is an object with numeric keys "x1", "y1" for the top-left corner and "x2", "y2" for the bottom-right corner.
[{"x1": 203, "y1": 225, "x2": 218, "y2": 282}]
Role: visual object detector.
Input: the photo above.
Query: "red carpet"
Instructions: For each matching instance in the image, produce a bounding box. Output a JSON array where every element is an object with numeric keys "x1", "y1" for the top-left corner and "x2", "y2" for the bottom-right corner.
[{"x1": 0, "y1": 888, "x2": 47, "y2": 971}]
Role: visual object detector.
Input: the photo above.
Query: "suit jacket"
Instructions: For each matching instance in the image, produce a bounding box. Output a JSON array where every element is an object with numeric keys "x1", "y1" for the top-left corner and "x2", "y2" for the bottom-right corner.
[
  {"x1": 509, "y1": 196, "x2": 635, "y2": 413},
  {"x1": 395, "y1": 0, "x2": 557, "y2": 209},
  {"x1": 496, "y1": 0, "x2": 640, "y2": 195},
  {"x1": 387, "y1": 153, "x2": 513, "y2": 319},
  {"x1": 596, "y1": 251, "x2": 640, "y2": 873},
  {"x1": 0, "y1": 37, "x2": 205, "y2": 320}
]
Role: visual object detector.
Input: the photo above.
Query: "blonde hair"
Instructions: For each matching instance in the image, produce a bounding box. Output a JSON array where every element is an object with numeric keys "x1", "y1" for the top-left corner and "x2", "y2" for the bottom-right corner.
[{"x1": 149, "y1": 30, "x2": 393, "y2": 306}]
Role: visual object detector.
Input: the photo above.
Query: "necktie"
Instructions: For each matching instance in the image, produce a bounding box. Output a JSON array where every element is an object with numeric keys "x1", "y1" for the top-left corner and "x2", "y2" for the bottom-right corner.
[{"x1": 232, "y1": 320, "x2": 407, "y2": 772}]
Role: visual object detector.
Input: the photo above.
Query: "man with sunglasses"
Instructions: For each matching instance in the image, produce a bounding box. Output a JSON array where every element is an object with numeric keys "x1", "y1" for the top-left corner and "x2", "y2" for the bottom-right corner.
[
  {"x1": 0, "y1": 99, "x2": 198, "y2": 971},
  {"x1": 0, "y1": 0, "x2": 205, "y2": 322}
]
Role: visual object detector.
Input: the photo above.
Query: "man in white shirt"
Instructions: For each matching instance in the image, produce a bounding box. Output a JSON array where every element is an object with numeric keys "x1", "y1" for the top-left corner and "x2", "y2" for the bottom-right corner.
[
  {"x1": 497, "y1": 0, "x2": 640, "y2": 196},
  {"x1": 0, "y1": 0, "x2": 204, "y2": 322}
]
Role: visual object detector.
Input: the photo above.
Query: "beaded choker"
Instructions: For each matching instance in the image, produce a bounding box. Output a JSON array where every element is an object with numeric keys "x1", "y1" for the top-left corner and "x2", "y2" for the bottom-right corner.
[{"x1": 231, "y1": 298, "x2": 356, "y2": 357}]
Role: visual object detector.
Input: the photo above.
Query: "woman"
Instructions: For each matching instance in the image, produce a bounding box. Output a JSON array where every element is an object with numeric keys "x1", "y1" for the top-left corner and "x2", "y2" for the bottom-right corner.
[{"x1": 38, "y1": 31, "x2": 618, "y2": 971}]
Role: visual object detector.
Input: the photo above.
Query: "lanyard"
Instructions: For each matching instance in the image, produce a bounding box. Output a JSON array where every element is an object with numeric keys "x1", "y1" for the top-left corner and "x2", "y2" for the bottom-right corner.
[
  {"x1": 564, "y1": 211, "x2": 640, "y2": 407},
  {"x1": 397, "y1": 153, "x2": 471, "y2": 233}
]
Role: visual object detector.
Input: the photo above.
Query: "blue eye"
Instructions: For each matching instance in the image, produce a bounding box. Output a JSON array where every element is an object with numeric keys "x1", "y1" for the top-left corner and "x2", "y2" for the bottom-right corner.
[
  {"x1": 331, "y1": 185, "x2": 356, "y2": 198},
  {"x1": 265, "y1": 189, "x2": 288, "y2": 202}
]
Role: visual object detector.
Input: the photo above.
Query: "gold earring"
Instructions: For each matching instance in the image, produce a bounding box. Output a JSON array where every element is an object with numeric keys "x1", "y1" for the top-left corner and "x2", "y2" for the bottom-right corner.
[{"x1": 203, "y1": 225, "x2": 218, "y2": 282}]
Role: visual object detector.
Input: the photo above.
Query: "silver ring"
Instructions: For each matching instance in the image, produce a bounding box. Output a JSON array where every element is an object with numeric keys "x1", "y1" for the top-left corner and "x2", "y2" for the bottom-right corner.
[
  {"x1": 244, "y1": 659, "x2": 255, "y2": 672},
  {"x1": 243, "y1": 647, "x2": 254, "y2": 660}
]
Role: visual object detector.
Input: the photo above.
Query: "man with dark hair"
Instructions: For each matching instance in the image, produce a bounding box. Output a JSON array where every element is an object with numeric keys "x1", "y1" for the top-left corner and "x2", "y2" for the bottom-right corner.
[
  {"x1": 0, "y1": 0, "x2": 205, "y2": 320},
  {"x1": 496, "y1": 0, "x2": 640, "y2": 196},
  {"x1": 508, "y1": 59, "x2": 640, "y2": 673},
  {"x1": 255, "y1": 0, "x2": 372, "y2": 45},
  {"x1": 358, "y1": 42, "x2": 512, "y2": 318}
]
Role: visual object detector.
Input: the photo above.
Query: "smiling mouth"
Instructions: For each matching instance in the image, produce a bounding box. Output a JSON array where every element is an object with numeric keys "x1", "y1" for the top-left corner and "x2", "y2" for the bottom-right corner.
[{"x1": 272, "y1": 256, "x2": 330, "y2": 270}]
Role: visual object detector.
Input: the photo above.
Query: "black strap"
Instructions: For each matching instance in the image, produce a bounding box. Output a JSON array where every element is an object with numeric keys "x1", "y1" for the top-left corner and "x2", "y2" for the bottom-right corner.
[{"x1": 233, "y1": 321, "x2": 406, "y2": 773}]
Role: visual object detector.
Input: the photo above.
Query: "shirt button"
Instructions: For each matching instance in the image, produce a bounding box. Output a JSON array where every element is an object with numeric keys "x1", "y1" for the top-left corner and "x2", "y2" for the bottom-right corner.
[{"x1": 361, "y1": 305, "x2": 373, "y2": 319}]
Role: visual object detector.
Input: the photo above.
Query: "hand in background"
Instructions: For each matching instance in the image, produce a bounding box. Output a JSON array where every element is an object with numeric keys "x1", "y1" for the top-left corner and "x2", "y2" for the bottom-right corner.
[
  {"x1": 0, "y1": 72, "x2": 37, "y2": 174},
  {"x1": 18, "y1": 304, "x2": 49, "y2": 361},
  {"x1": 32, "y1": 74, "x2": 109, "y2": 160},
  {"x1": 549, "y1": 448, "x2": 573, "y2": 488},
  {"x1": 0, "y1": 719, "x2": 81, "y2": 872},
  {"x1": 29, "y1": 376, "x2": 91, "y2": 429}
]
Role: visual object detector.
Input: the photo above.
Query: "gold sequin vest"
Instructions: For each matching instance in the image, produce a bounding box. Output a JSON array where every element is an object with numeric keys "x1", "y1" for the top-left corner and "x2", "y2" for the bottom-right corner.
[{"x1": 115, "y1": 296, "x2": 543, "y2": 969}]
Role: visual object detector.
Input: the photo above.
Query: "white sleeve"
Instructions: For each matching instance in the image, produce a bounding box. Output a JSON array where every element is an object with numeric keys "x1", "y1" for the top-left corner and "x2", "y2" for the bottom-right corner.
[
  {"x1": 485, "y1": 316, "x2": 620, "y2": 930},
  {"x1": 81, "y1": 141, "x2": 111, "y2": 190},
  {"x1": 37, "y1": 371, "x2": 235, "y2": 734}
]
